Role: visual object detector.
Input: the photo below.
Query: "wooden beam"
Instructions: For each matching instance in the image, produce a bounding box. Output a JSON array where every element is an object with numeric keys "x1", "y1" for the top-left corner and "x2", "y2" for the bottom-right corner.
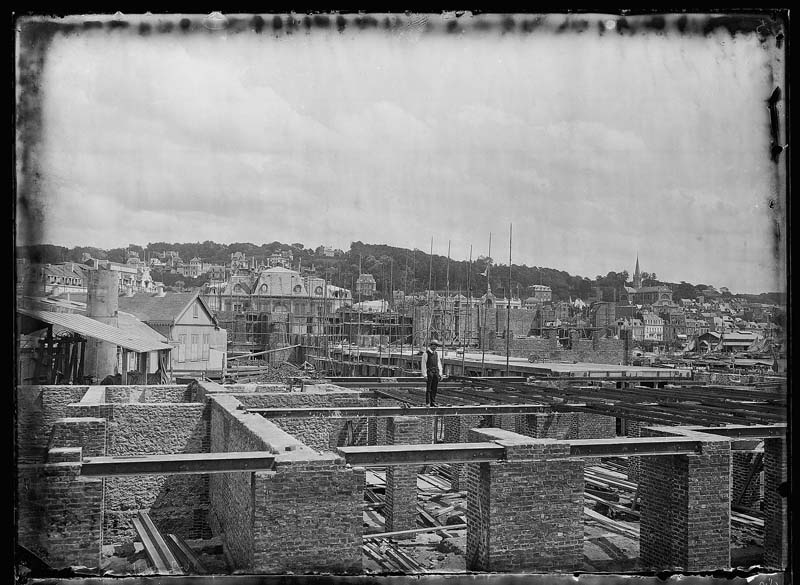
[
  {"x1": 227, "y1": 345, "x2": 301, "y2": 361},
  {"x1": 363, "y1": 524, "x2": 467, "y2": 540},
  {"x1": 132, "y1": 511, "x2": 183, "y2": 574},
  {"x1": 166, "y1": 533, "x2": 208, "y2": 574}
]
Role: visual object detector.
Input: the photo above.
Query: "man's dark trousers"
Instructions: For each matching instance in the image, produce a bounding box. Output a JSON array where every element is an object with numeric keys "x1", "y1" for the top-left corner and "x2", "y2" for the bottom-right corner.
[{"x1": 426, "y1": 371, "x2": 439, "y2": 405}]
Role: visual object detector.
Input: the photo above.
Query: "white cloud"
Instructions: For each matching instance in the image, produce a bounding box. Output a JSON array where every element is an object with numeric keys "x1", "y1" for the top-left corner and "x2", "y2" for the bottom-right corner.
[{"x1": 16, "y1": 23, "x2": 784, "y2": 293}]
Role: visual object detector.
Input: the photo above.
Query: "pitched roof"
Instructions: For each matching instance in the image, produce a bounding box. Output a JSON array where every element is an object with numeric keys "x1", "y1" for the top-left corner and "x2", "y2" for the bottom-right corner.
[
  {"x1": 118, "y1": 291, "x2": 205, "y2": 324},
  {"x1": 117, "y1": 310, "x2": 168, "y2": 343},
  {"x1": 17, "y1": 307, "x2": 172, "y2": 353}
]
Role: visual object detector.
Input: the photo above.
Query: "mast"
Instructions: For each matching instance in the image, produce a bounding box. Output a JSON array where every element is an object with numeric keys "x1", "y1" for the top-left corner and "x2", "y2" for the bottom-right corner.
[
  {"x1": 462, "y1": 245, "x2": 472, "y2": 375},
  {"x1": 506, "y1": 223, "x2": 512, "y2": 376},
  {"x1": 445, "y1": 240, "x2": 450, "y2": 355},
  {"x1": 427, "y1": 237, "x2": 434, "y2": 346},
  {"x1": 481, "y1": 232, "x2": 491, "y2": 377}
]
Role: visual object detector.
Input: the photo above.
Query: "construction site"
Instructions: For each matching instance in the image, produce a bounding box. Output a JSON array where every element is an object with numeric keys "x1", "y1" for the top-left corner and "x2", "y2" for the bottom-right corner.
[{"x1": 16, "y1": 361, "x2": 787, "y2": 577}]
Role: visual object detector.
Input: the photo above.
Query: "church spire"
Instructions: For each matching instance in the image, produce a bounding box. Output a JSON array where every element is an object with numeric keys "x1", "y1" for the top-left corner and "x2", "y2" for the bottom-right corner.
[{"x1": 633, "y1": 254, "x2": 642, "y2": 288}]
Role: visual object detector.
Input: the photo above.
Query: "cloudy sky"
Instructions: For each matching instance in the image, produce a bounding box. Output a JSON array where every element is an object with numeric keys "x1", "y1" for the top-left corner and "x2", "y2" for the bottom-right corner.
[{"x1": 17, "y1": 14, "x2": 786, "y2": 293}]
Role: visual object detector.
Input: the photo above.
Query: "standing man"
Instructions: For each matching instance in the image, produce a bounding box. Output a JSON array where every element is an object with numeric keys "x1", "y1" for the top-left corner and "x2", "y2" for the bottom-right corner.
[{"x1": 421, "y1": 339, "x2": 443, "y2": 406}]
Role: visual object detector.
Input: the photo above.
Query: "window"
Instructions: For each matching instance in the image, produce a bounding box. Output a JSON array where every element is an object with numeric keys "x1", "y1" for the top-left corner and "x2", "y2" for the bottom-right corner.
[
  {"x1": 193, "y1": 303, "x2": 199, "y2": 319},
  {"x1": 191, "y1": 335, "x2": 199, "y2": 361},
  {"x1": 293, "y1": 284, "x2": 303, "y2": 294},
  {"x1": 261, "y1": 284, "x2": 268, "y2": 294},
  {"x1": 315, "y1": 286, "x2": 323, "y2": 295},
  {"x1": 202, "y1": 334, "x2": 210, "y2": 360},
  {"x1": 178, "y1": 335, "x2": 186, "y2": 362}
]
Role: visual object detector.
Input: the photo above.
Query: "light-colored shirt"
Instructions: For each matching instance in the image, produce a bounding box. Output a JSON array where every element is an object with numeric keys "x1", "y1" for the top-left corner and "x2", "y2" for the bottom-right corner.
[{"x1": 421, "y1": 348, "x2": 440, "y2": 375}]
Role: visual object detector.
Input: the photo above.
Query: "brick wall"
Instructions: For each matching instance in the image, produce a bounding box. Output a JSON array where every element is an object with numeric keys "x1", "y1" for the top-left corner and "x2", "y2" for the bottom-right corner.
[
  {"x1": 236, "y1": 391, "x2": 375, "y2": 452},
  {"x1": 575, "y1": 412, "x2": 617, "y2": 439},
  {"x1": 443, "y1": 414, "x2": 482, "y2": 491},
  {"x1": 104, "y1": 385, "x2": 190, "y2": 403},
  {"x1": 624, "y1": 419, "x2": 642, "y2": 481},
  {"x1": 208, "y1": 395, "x2": 276, "y2": 569},
  {"x1": 17, "y1": 462, "x2": 103, "y2": 568},
  {"x1": 763, "y1": 437, "x2": 788, "y2": 569},
  {"x1": 48, "y1": 417, "x2": 107, "y2": 457},
  {"x1": 510, "y1": 336, "x2": 625, "y2": 365},
  {"x1": 465, "y1": 429, "x2": 583, "y2": 572},
  {"x1": 208, "y1": 394, "x2": 363, "y2": 573},
  {"x1": 384, "y1": 416, "x2": 425, "y2": 532},
  {"x1": 16, "y1": 385, "x2": 90, "y2": 463},
  {"x1": 495, "y1": 307, "x2": 537, "y2": 337},
  {"x1": 731, "y1": 450, "x2": 762, "y2": 508},
  {"x1": 103, "y1": 403, "x2": 210, "y2": 543},
  {"x1": 252, "y1": 461, "x2": 364, "y2": 574},
  {"x1": 638, "y1": 427, "x2": 731, "y2": 571}
]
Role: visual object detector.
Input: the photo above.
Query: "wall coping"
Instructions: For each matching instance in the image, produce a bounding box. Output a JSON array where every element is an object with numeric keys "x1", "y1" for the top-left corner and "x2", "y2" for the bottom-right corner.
[{"x1": 209, "y1": 394, "x2": 339, "y2": 465}]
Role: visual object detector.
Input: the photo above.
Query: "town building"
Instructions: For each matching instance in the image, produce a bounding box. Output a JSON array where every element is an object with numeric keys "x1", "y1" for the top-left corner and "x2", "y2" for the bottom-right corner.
[
  {"x1": 118, "y1": 290, "x2": 227, "y2": 377},
  {"x1": 589, "y1": 301, "x2": 616, "y2": 329},
  {"x1": 527, "y1": 284, "x2": 552, "y2": 303},
  {"x1": 640, "y1": 311, "x2": 664, "y2": 342},
  {"x1": 21, "y1": 263, "x2": 90, "y2": 297},
  {"x1": 355, "y1": 273, "x2": 377, "y2": 298},
  {"x1": 201, "y1": 266, "x2": 352, "y2": 338},
  {"x1": 621, "y1": 257, "x2": 673, "y2": 306}
]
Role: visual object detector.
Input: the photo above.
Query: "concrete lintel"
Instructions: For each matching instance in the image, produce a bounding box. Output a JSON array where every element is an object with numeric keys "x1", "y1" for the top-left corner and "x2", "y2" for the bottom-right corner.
[{"x1": 272, "y1": 452, "x2": 345, "y2": 468}]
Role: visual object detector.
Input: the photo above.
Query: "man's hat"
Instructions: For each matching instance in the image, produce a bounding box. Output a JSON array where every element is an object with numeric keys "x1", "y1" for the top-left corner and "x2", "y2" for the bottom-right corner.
[{"x1": 429, "y1": 339, "x2": 441, "y2": 346}]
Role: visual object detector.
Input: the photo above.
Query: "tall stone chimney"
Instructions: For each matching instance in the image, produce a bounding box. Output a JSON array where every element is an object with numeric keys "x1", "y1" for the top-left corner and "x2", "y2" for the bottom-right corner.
[{"x1": 85, "y1": 267, "x2": 120, "y2": 381}]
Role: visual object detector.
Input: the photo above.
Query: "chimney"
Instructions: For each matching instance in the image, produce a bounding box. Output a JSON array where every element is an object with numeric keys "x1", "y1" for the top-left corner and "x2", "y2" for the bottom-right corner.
[{"x1": 156, "y1": 283, "x2": 165, "y2": 297}]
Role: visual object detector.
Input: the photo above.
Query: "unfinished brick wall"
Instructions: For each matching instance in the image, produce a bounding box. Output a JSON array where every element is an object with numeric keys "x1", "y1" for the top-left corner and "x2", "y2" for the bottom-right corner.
[
  {"x1": 638, "y1": 427, "x2": 731, "y2": 571},
  {"x1": 102, "y1": 403, "x2": 210, "y2": 543},
  {"x1": 575, "y1": 412, "x2": 617, "y2": 439},
  {"x1": 17, "y1": 460, "x2": 103, "y2": 569},
  {"x1": 516, "y1": 411, "x2": 616, "y2": 440},
  {"x1": 252, "y1": 460, "x2": 364, "y2": 574},
  {"x1": 16, "y1": 385, "x2": 90, "y2": 463},
  {"x1": 236, "y1": 391, "x2": 375, "y2": 452},
  {"x1": 208, "y1": 394, "x2": 363, "y2": 574},
  {"x1": 208, "y1": 396, "x2": 275, "y2": 569},
  {"x1": 510, "y1": 336, "x2": 625, "y2": 364},
  {"x1": 731, "y1": 450, "x2": 762, "y2": 508},
  {"x1": 443, "y1": 414, "x2": 482, "y2": 491},
  {"x1": 624, "y1": 419, "x2": 642, "y2": 481},
  {"x1": 466, "y1": 429, "x2": 583, "y2": 572},
  {"x1": 763, "y1": 437, "x2": 788, "y2": 569},
  {"x1": 48, "y1": 417, "x2": 107, "y2": 457},
  {"x1": 104, "y1": 385, "x2": 191, "y2": 403},
  {"x1": 495, "y1": 307, "x2": 536, "y2": 337},
  {"x1": 384, "y1": 416, "x2": 425, "y2": 532}
]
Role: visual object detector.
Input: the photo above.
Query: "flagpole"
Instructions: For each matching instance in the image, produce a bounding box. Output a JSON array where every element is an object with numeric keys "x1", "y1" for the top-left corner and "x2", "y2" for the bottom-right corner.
[
  {"x1": 445, "y1": 240, "x2": 451, "y2": 356},
  {"x1": 481, "y1": 232, "x2": 491, "y2": 377},
  {"x1": 506, "y1": 223, "x2": 512, "y2": 376},
  {"x1": 462, "y1": 245, "x2": 472, "y2": 376}
]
